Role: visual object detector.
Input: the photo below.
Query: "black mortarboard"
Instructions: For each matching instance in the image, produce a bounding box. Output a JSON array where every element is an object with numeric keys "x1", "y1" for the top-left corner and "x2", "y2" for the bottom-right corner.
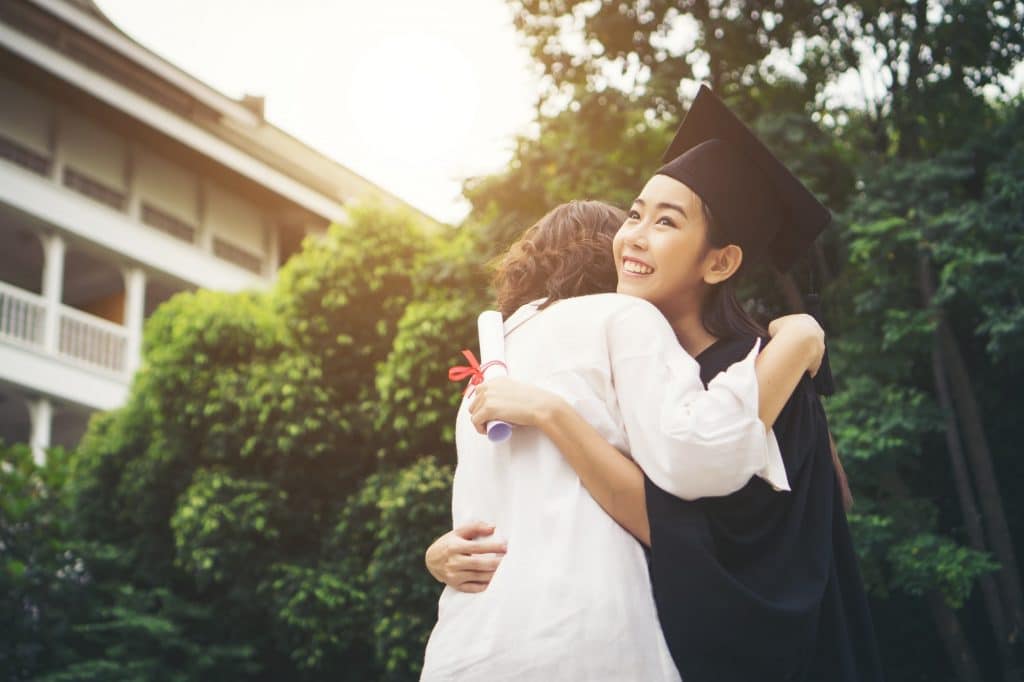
[{"x1": 657, "y1": 85, "x2": 830, "y2": 272}]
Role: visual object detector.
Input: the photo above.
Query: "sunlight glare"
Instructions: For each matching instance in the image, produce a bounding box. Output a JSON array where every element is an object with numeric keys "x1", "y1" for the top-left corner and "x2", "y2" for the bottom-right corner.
[{"x1": 347, "y1": 32, "x2": 481, "y2": 170}]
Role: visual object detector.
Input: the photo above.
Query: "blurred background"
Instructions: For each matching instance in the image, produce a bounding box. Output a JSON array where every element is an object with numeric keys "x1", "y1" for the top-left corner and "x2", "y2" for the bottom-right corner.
[{"x1": 1, "y1": 1, "x2": 1022, "y2": 680}]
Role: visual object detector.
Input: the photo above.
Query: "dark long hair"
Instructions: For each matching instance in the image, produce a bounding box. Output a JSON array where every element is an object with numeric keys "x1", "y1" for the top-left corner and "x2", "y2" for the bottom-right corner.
[
  {"x1": 493, "y1": 200, "x2": 624, "y2": 318},
  {"x1": 701, "y1": 202, "x2": 853, "y2": 508},
  {"x1": 699, "y1": 201, "x2": 768, "y2": 340}
]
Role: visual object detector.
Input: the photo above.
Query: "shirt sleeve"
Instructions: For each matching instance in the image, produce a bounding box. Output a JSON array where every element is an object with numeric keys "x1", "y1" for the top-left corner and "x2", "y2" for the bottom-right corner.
[{"x1": 607, "y1": 299, "x2": 789, "y2": 500}]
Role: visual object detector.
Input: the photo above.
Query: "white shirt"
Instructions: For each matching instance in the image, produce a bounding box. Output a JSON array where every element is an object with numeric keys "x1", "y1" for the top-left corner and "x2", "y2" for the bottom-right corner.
[{"x1": 421, "y1": 293, "x2": 788, "y2": 681}]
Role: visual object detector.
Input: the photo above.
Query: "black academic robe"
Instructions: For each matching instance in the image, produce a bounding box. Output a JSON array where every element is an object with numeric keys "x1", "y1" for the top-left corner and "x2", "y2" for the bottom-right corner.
[{"x1": 645, "y1": 335, "x2": 884, "y2": 682}]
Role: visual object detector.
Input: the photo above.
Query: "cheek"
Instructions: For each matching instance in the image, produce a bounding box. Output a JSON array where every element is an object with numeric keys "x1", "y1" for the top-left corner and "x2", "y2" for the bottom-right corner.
[
  {"x1": 651, "y1": 232, "x2": 689, "y2": 265},
  {"x1": 653, "y1": 234, "x2": 703, "y2": 288}
]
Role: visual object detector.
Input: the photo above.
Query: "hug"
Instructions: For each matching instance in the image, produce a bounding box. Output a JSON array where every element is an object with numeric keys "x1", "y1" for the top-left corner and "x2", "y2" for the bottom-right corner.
[{"x1": 421, "y1": 86, "x2": 884, "y2": 682}]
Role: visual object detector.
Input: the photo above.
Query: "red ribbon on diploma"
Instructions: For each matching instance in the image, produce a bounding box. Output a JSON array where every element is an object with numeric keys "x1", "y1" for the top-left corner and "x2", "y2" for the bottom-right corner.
[{"x1": 448, "y1": 349, "x2": 507, "y2": 397}]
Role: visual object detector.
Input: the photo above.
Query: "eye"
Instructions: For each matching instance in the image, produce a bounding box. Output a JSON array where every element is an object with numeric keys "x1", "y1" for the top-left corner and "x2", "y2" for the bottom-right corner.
[
  {"x1": 627, "y1": 209, "x2": 641, "y2": 220},
  {"x1": 656, "y1": 216, "x2": 678, "y2": 228}
]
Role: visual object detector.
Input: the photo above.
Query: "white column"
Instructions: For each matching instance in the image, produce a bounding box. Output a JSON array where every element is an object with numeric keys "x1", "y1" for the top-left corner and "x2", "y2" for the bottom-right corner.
[
  {"x1": 28, "y1": 397, "x2": 52, "y2": 466},
  {"x1": 40, "y1": 232, "x2": 65, "y2": 354},
  {"x1": 122, "y1": 265, "x2": 146, "y2": 374}
]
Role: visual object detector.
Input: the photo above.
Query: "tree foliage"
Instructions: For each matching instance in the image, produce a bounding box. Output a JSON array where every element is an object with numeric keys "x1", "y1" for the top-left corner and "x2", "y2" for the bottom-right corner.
[{"x1": 1, "y1": 204, "x2": 483, "y2": 681}]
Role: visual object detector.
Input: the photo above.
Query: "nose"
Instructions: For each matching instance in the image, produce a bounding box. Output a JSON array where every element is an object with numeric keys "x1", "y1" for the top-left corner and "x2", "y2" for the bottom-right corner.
[{"x1": 623, "y1": 221, "x2": 648, "y2": 250}]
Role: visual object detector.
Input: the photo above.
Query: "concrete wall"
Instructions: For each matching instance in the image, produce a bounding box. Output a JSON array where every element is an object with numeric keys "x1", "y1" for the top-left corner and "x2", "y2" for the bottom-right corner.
[{"x1": 0, "y1": 73, "x2": 275, "y2": 275}]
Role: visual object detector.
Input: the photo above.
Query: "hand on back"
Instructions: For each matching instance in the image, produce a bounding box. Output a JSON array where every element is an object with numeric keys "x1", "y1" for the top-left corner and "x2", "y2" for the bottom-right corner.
[{"x1": 425, "y1": 521, "x2": 507, "y2": 593}]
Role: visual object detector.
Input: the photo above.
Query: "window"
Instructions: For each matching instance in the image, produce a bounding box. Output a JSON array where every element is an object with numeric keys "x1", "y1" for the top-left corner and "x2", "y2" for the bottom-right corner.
[
  {"x1": 142, "y1": 202, "x2": 196, "y2": 242},
  {"x1": 213, "y1": 237, "x2": 262, "y2": 274},
  {"x1": 0, "y1": 135, "x2": 50, "y2": 176},
  {"x1": 63, "y1": 166, "x2": 126, "y2": 210}
]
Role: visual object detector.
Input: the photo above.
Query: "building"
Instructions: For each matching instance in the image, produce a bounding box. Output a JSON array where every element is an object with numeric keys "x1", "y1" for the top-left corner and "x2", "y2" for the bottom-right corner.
[{"x1": 0, "y1": 0, "x2": 433, "y2": 463}]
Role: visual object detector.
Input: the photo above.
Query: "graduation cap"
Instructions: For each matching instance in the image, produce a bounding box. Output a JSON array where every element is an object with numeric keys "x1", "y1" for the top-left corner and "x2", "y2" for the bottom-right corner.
[
  {"x1": 659, "y1": 85, "x2": 836, "y2": 394},
  {"x1": 658, "y1": 84, "x2": 830, "y2": 272}
]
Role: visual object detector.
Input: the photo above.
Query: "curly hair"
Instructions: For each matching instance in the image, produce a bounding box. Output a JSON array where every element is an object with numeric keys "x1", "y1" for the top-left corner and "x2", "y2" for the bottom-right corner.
[{"x1": 493, "y1": 200, "x2": 625, "y2": 318}]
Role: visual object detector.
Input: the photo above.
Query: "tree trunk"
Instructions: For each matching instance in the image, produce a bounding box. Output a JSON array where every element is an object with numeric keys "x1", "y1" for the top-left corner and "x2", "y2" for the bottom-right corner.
[
  {"x1": 882, "y1": 473, "x2": 987, "y2": 682},
  {"x1": 896, "y1": 0, "x2": 928, "y2": 158},
  {"x1": 927, "y1": 591, "x2": 986, "y2": 682},
  {"x1": 937, "y1": 318, "x2": 1024, "y2": 633},
  {"x1": 918, "y1": 253, "x2": 1024, "y2": 640},
  {"x1": 930, "y1": 340, "x2": 1020, "y2": 681}
]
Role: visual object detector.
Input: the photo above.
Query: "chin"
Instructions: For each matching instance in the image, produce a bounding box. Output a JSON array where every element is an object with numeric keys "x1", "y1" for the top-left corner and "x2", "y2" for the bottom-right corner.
[{"x1": 616, "y1": 281, "x2": 645, "y2": 297}]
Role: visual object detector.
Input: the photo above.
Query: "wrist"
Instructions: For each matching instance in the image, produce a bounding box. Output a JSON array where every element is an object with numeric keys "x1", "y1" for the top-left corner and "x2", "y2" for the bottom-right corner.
[{"x1": 534, "y1": 392, "x2": 566, "y2": 431}]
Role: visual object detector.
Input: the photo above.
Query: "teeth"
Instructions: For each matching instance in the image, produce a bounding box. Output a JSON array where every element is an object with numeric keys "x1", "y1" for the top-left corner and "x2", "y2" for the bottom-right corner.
[{"x1": 623, "y1": 260, "x2": 653, "y2": 275}]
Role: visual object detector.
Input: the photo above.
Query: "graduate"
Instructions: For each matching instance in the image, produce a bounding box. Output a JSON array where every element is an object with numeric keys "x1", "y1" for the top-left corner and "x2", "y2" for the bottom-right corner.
[
  {"x1": 461, "y1": 86, "x2": 884, "y2": 681},
  {"x1": 419, "y1": 200, "x2": 824, "y2": 681}
]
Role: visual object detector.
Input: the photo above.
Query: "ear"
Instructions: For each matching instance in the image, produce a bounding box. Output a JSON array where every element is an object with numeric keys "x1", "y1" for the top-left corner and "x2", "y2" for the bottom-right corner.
[{"x1": 703, "y1": 244, "x2": 743, "y2": 285}]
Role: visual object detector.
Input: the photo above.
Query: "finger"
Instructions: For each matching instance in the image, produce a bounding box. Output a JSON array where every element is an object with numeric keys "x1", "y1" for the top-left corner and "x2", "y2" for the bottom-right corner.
[
  {"x1": 453, "y1": 554, "x2": 503, "y2": 572},
  {"x1": 449, "y1": 567, "x2": 497, "y2": 581},
  {"x1": 451, "y1": 567, "x2": 497, "y2": 580},
  {"x1": 462, "y1": 539, "x2": 508, "y2": 556},
  {"x1": 470, "y1": 410, "x2": 488, "y2": 435},
  {"x1": 454, "y1": 521, "x2": 496, "y2": 541},
  {"x1": 448, "y1": 570, "x2": 496, "y2": 590},
  {"x1": 451, "y1": 536, "x2": 507, "y2": 555},
  {"x1": 468, "y1": 406, "x2": 482, "y2": 424},
  {"x1": 454, "y1": 580, "x2": 491, "y2": 594},
  {"x1": 468, "y1": 557, "x2": 505, "y2": 569}
]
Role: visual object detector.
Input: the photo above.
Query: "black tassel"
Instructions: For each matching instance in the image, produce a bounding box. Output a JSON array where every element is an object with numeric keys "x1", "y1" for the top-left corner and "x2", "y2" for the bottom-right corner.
[{"x1": 804, "y1": 292, "x2": 836, "y2": 396}]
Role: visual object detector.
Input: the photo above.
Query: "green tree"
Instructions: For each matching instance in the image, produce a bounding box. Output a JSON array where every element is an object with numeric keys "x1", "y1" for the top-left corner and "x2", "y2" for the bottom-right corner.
[
  {"x1": 0, "y1": 444, "x2": 85, "y2": 679},
  {"x1": 332, "y1": 457, "x2": 454, "y2": 679},
  {"x1": 29, "y1": 203, "x2": 468, "y2": 680}
]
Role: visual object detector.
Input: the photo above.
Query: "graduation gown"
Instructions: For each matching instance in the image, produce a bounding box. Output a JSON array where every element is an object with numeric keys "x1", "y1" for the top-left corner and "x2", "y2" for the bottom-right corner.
[{"x1": 645, "y1": 335, "x2": 884, "y2": 682}]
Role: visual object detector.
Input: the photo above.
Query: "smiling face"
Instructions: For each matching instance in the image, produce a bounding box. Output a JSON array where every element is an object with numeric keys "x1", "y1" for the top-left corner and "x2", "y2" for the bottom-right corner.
[{"x1": 613, "y1": 174, "x2": 722, "y2": 319}]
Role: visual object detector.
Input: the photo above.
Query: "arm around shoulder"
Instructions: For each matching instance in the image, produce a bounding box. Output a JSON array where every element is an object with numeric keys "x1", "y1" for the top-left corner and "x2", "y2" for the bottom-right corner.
[
  {"x1": 757, "y1": 314, "x2": 824, "y2": 429},
  {"x1": 608, "y1": 303, "x2": 786, "y2": 500}
]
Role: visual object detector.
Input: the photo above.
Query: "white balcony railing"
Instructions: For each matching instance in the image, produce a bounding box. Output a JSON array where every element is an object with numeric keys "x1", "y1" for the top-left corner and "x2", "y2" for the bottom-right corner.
[
  {"x1": 0, "y1": 279, "x2": 129, "y2": 376},
  {"x1": 58, "y1": 305, "x2": 128, "y2": 374},
  {"x1": 0, "y1": 280, "x2": 46, "y2": 348}
]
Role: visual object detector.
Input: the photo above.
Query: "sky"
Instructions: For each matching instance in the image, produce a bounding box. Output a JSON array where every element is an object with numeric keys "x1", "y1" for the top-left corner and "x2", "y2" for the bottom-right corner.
[{"x1": 94, "y1": 0, "x2": 541, "y2": 224}]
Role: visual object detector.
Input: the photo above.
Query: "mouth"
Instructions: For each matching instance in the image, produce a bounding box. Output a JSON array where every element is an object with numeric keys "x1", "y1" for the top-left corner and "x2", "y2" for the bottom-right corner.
[{"x1": 621, "y1": 256, "x2": 655, "y2": 276}]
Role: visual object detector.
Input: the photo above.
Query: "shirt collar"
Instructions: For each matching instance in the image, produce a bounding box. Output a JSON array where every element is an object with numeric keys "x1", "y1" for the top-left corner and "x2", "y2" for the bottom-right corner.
[{"x1": 503, "y1": 298, "x2": 547, "y2": 336}]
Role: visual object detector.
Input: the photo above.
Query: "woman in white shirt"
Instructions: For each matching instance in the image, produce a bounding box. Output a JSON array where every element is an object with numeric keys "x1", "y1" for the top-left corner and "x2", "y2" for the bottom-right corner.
[{"x1": 419, "y1": 199, "x2": 823, "y2": 681}]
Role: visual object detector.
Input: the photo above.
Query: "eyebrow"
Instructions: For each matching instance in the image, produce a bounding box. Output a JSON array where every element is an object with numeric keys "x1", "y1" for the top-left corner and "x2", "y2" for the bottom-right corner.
[{"x1": 633, "y1": 198, "x2": 688, "y2": 218}]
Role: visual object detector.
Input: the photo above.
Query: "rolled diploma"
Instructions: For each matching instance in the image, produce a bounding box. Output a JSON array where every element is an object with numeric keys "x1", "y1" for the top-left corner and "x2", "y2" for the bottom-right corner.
[{"x1": 477, "y1": 310, "x2": 512, "y2": 442}]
